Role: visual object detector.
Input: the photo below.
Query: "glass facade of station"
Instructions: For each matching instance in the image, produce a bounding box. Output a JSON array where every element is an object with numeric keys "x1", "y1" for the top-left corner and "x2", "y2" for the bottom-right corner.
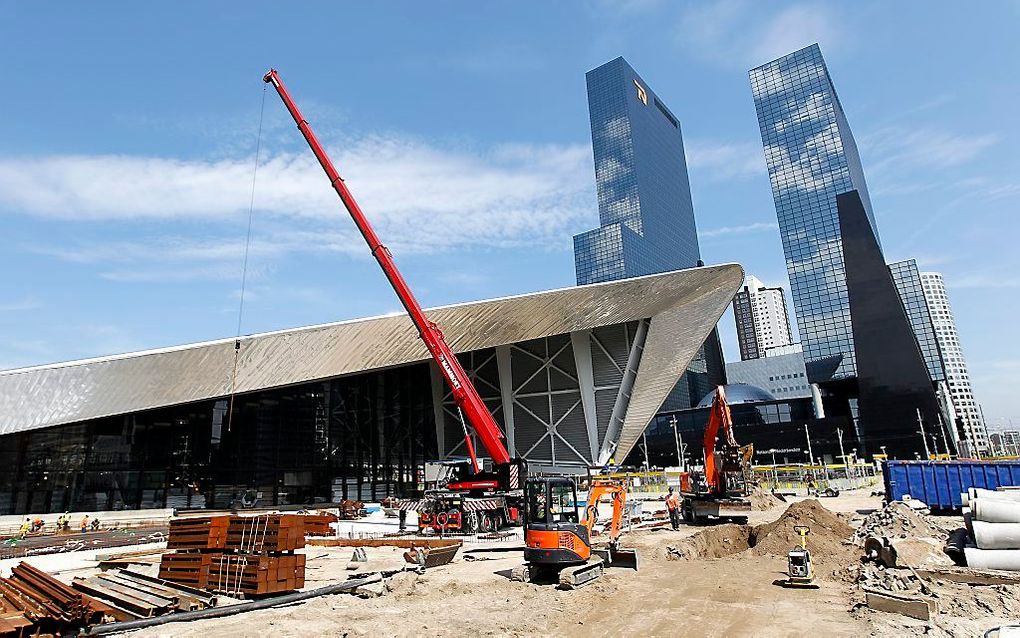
[
  {"x1": 750, "y1": 44, "x2": 879, "y2": 382},
  {"x1": 633, "y1": 397, "x2": 853, "y2": 468},
  {"x1": 0, "y1": 364, "x2": 436, "y2": 515}
]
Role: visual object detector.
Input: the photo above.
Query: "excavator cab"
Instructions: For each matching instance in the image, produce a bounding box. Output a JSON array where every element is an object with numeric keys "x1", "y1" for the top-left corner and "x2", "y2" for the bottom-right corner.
[{"x1": 522, "y1": 477, "x2": 590, "y2": 567}]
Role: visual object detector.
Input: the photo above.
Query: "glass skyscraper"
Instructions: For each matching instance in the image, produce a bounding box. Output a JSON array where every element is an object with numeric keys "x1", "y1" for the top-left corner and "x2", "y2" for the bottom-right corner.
[
  {"x1": 574, "y1": 56, "x2": 721, "y2": 411},
  {"x1": 889, "y1": 259, "x2": 946, "y2": 384},
  {"x1": 574, "y1": 57, "x2": 701, "y2": 284},
  {"x1": 750, "y1": 44, "x2": 879, "y2": 382}
]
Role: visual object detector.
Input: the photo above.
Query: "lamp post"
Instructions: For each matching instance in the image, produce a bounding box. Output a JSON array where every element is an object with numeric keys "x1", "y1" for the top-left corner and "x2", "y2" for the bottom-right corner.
[{"x1": 669, "y1": 415, "x2": 685, "y2": 472}]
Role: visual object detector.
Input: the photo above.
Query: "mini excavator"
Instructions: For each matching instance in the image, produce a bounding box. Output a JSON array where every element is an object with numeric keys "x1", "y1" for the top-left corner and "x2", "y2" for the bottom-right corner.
[{"x1": 512, "y1": 475, "x2": 639, "y2": 589}]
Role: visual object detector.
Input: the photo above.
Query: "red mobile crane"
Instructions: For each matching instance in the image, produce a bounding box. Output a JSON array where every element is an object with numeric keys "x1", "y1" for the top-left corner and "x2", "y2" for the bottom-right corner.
[
  {"x1": 264, "y1": 69, "x2": 526, "y2": 532},
  {"x1": 678, "y1": 386, "x2": 753, "y2": 523}
]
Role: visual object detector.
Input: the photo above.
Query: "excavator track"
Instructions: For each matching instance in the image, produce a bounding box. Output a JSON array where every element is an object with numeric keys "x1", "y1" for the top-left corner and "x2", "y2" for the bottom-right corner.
[{"x1": 557, "y1": 558, "x2": 605, "y2": 589}]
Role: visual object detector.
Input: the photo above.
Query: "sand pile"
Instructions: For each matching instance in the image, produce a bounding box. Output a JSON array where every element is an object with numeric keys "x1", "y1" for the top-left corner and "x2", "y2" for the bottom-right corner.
[
  {"x1": 667, "y1": 524, "x2": 751, "y2": 560},
  {"x1": 749, "y1": 486, "x2": 783, "y2": 511},
  {"x1": 750, "y1": 499, "x2": 854, "y2": 560},
  {"x1": 668, "y1": 500, "x2": 856, "y2": 567},
  {"x1": 852, "y1": 500, "x2": 946, "y2": 544}
]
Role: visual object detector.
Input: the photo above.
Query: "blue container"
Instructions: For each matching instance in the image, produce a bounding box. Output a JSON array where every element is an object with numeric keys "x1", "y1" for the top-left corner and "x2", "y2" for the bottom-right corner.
[{"x1": 883, "y1": 460, "x2": 1020, "y2": 512}]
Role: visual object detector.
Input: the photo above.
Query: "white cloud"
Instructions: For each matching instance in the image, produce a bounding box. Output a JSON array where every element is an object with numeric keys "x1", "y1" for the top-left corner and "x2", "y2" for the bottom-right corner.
[
  {"x1": 862, "y1": 127, "x2": 998, "y2": 171},
  {"x1": 685, "y1": 139, "x2": 764, "y2": 180},
  {"x1": 3, "y1": 136, "x2": 598, "y2": 282},
  {"x1": 0, "y1": 299, "x2": 41, "y2": 312},
  {"x1": 676, "y1": 1, "x2": 843, "y2": 68},
  {"x1": 700, "y1": 221, "x2": 778, "y2": 238},
  {"x1": 950, "y1": 274, "x2": 1020, "y2": 290}
]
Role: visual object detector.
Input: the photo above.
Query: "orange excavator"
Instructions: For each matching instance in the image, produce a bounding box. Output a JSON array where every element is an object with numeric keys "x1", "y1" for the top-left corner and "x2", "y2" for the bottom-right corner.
[
  {"x1": 512, "y1": 475, "x2": 639, "y2": 589},
  {"x1": 678, "y1": 386, "x2": 753, "y2": 523}
]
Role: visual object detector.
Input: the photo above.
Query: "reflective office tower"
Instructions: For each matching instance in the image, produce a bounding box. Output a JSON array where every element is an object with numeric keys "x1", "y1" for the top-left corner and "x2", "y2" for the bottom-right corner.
[
  {"x1": 750, "y1": 44, "x2": 878, "y2": 381},
  {"x1": 574, "y1": 57, "x2": 724, "y2": 410},
  {"x1": 889, "y1": 260, "x2": 946, "y2": 384},
  {"x1": 751, "y1": 45, "x2": 941, "y2": 457},
  {"x1": 732, "y1": 274, "x2": 794, "y2": 360},
  {"x1": 921, "y1": 272, "x2": 990, "y2": 453}
]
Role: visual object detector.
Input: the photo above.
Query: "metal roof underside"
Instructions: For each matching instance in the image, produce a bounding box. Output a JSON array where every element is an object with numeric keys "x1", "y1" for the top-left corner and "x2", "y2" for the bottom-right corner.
[{"x1": 0, "y1": 265, "x2": 743, "y2": 455}]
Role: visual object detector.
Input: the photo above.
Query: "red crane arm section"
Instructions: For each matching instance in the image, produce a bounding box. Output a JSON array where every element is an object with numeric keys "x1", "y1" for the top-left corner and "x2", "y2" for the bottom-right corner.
[{"x1": 263, "y1": 69, "x2": 510, "y2": 467}]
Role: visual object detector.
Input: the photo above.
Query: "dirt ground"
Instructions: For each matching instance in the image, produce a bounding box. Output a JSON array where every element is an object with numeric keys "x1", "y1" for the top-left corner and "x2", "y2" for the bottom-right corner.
[{"x1": 126, "y1": 492, "x2": 890, "y2": 638}]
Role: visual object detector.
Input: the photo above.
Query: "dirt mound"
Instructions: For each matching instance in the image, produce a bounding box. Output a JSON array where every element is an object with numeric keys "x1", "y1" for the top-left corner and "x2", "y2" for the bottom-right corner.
[
  {"x1": 749, "y1": 486, "x2": 783, "y2": 511},
  {"x1": 667, "y1": 524, "x2": 751, "y2": 560},
  {"x1": 852, "y1": 500, "x2": 946, "y2": 544},
  {"x1": 750, "y1": 499, "x2": 854, "y2": 562}
]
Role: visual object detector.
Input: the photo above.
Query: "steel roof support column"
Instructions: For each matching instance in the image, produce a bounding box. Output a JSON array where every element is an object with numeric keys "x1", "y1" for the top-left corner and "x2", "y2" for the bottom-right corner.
[
  {"x1": 495, "y1": 345, "x2": 516, "y2": 457},
  {"x1": 570, "y1": 330, "x2": 599, "y2": 463},
  {"x1": 429, "y1": 363, "x2": 446, "y2": 458},
  {"x1": 597, "y1": 319, "x2": 648, "y2": 466}
]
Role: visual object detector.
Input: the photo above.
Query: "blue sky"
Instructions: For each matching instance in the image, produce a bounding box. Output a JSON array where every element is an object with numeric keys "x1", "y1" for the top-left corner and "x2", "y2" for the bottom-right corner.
[{"x1": 1, "y1": 2, "x2": 1018, "y2": 427}]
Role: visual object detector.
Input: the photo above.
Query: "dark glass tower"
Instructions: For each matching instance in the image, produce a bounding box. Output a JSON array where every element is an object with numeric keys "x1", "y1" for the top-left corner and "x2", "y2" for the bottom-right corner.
[
  {"x1": 574, "y1": 57, "x2": 701, "y2": 283},
  {"x1": 889, "y1": 259, "x2": 946, "y2": 384},
  {"x1": 750, "y1": 45, "x2": 942, "y2": 457},
  {"x1": 750, "y1": 44, "x2": 878, "y2": 382},
  {"x1": 574, "y1": 57, "x2": 722, "y2": 410}
]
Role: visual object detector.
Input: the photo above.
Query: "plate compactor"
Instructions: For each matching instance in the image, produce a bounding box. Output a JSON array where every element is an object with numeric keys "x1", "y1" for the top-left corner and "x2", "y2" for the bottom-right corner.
[{"x1": 780, "y1": 525, "x2": 819, "y2": 589}]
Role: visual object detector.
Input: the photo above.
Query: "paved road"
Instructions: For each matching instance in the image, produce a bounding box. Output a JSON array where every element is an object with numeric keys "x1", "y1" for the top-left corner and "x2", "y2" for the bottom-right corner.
[{"x1": 0, "y1": 525, "x2": 168, "y2": 559}]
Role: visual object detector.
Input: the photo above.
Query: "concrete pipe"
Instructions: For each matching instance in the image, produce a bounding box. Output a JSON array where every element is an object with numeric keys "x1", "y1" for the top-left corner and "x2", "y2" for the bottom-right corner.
[
  {"x1": 962, "y1": 492, "x2": 969, "y2": 507},
  {"x1": 974, "y1": 498, "x2": 1020, "y2": 524},
  {"x1": 973, "y1": 520, "x2": 1020, "y2": 550},
  {"x1": 964, "y1": 547, "x2": 1020, "y2": 571},
  {"x1": 969, "y1": 487, "x2": 1020, "y2": 503}
]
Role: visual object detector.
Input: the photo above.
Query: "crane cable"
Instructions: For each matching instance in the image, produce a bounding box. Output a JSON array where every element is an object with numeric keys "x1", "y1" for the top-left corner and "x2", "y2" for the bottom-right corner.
[{"x1": 226, "y1": 84, "x2": 268, "y2": 432}]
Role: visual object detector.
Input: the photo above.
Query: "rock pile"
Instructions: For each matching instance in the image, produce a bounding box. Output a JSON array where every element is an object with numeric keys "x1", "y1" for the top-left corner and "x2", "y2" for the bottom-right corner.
[{"x1": 852, "y1": 501, "x2": 946, "y2": 545}]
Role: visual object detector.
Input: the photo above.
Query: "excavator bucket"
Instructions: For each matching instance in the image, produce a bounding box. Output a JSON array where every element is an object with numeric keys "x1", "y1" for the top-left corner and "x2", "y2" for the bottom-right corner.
[{"x1": 593, "y1": 546, "x2": 640, "y2": 570}]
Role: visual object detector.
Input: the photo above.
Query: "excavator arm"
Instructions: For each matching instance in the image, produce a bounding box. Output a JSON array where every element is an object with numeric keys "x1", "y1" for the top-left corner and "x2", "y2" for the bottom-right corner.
[
  {"x1": 582, "y1": 479, "x2": 628, "y2": 547},
  {"x1": 702, "y1": 385, "x2": 734, "y2": 492}
]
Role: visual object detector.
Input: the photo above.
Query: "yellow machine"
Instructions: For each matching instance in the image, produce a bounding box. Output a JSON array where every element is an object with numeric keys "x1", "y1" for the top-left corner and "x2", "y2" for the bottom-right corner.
[{"x1": 781, "y1": 525, "x2": 818, "y2": 588}]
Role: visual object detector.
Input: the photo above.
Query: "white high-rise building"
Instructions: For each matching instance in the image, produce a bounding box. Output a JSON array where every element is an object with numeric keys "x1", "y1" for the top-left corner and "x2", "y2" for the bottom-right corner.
[
  {"x1": 732, "y1": 274, "x2": 793, "y2": 360},
  {"x1": 920, "y1": 272, "x2": 990, "y2": 454}
]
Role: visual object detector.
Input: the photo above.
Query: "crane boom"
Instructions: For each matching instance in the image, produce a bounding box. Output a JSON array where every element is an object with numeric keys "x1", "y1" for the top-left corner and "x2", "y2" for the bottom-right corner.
[{"x1": 263, "y1": 69, "x2": 510, "y2": 467}]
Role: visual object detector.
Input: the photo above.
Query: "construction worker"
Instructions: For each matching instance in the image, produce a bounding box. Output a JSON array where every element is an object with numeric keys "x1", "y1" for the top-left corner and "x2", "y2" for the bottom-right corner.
[
  {"x1": 665, "y1": 487, "x2": 681, "y2": 530},
  {"x1": 80, "y1": 514, "x2": 89, "y2": 534},
  {"x1": 17, "y1": 517, "x2": 30, "y2": 539},
  {"x1": 30, "y1": 517, "x2": 44, "y2": 533}
]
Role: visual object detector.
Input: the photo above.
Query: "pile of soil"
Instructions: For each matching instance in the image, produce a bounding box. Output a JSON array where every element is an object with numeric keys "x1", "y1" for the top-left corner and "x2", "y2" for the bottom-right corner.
[
  {"x1": 667, "y1": 524, "x2": 750, "y2": 560},
  {"x1": 852, "y1": 500, "x2": 946, "y2": 543},
  {"x1": 750, "y1": 499, "x2": 854, "y2": 561},
  {"x1": 668, "y1": 500, "x2": 856, "y2": 570},
  {"x1": 749, "y1": 486, "x2": 783, "y2": 511}
]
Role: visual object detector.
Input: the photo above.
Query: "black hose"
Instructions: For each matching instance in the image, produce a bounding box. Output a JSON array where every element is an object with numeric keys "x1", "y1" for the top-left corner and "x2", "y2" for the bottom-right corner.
[{"x1": 84, "y1": 575, "x2": 380, "y2": 635}]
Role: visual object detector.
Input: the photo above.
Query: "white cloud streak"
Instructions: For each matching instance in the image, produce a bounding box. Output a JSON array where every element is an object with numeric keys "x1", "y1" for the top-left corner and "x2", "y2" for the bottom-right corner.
[
  {"x1": 700, "y1": 221, "x2": 778, "y2": 238},
  {"x1": 2, "y1": 137, "x2": 598, "y2": 281},
  {"x1": 685, "y1": 139, "x2": 764, "y2": 180},
  {"x1": 862, "y1": 127, "x2": 998, "y2": 171},
  {"x1": 676, "y1": 1, "x2": 843, "y2": 68},
  {"x1": 0, "y1": 137, "x2": 596, "y2": 253}
]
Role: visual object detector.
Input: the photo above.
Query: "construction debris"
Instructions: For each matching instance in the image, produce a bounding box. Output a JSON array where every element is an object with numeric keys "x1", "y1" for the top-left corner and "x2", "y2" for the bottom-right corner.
[{"x1": 852, "y1": 500, "x2": 946, "y2": 544}]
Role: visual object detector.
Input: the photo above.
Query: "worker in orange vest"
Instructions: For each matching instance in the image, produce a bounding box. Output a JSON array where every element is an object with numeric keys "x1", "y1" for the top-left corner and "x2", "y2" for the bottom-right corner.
[
  {"x1": 80, "y1": 515, "x2": 89, "y2": 534},
  {"x1": 665, "y1": 487, "x2": 681, "y2": 530}
]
